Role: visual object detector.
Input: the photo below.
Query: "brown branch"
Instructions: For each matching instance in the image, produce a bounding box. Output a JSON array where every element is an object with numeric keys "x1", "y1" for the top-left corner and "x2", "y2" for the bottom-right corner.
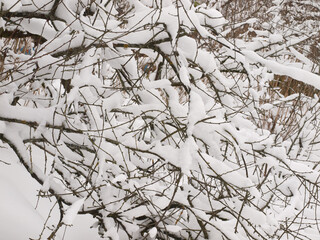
[
  {"x1": 0, "y1": 28, "x2": 46, "y2": 43},
  {"x1": 0, "y1": 133, "x2": 73, "y2": 205},
  {"x1": 0, "y1": 116, "x2": 83, "y2": 134},
  {"x1": 0, "y1": 10, "x2": 64, "y2": 22}
]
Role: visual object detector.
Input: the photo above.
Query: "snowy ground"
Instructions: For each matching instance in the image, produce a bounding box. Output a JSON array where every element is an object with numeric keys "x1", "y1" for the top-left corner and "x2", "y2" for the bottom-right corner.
[{"x1": 0, "y1": 146, "x2": 100, "y2": 240}]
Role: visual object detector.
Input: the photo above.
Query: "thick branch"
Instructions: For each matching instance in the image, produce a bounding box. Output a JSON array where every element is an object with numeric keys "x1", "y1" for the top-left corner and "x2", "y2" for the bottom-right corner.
[
  {"x1": 0, "y1": 10, "x2": 64, "y2": 22},
  {"x1": 0, "y1": 133, "x2": 75, "y2": 205},
  {"x1": 0, "y1": 116, "x2": 83, "y2": 134},
  {"x1": 0, "y1": 28, "x2": 46, "y2": 43}
]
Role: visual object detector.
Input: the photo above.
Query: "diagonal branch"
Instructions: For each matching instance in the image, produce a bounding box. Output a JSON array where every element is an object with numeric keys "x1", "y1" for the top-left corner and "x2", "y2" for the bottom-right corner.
[
  {"x1": 0, "y1": 10, "x2": 64, "y2": 22},
  {"x1": 0, "y1": 116, "x2": 83, "y2": 134}
]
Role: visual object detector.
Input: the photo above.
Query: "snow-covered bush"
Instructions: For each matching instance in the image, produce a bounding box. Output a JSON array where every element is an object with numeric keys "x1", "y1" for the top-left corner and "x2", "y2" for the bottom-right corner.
[{"x1": 1, "y1": 0, "x2": 320, "y2": 239}]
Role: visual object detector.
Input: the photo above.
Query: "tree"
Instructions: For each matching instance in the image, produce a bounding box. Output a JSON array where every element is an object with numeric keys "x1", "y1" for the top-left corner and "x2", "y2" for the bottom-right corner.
[{"x1": 1, "y1": 0, "x2": 320, "y2": 239}]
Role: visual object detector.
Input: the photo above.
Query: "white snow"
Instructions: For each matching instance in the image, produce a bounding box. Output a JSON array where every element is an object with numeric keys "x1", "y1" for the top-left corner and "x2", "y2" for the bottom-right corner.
[
  {"x1": 62, "y1": 198, "x2": 86, "y2": 225},
  {"x1": 0, "y1": 147, "x2": 99, "y2": 239},
  {"x1": 20, "y1": 18, "x2": 57, "y2": 40},
  {"x1": 179, "y1": 66, "x2": 191, "y2": 87},
  {"x1": 0, "y1": 175, "x2": 45, "y2": 240},
  {"x1": 2, "y1": 0, "x2": 320, "y2": 239},
  {"x1": 111, "y1": 173, "x2": 127, "y2": 183},
  {"x1": 269, "y1": 33, "x2": 283, "y2": 43},
  {"x1": 148, "y1": 227, "x2": 157, "y2": 238},
  {"x1": 166, "y1": 225, "x2": 182, "y2": 233},
  {"x1": 197, "y1": 8, "x2": 226, "y2": 32},
  {"x1": 243, "y1": 50, "x2": 320, "y2": 90}
]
